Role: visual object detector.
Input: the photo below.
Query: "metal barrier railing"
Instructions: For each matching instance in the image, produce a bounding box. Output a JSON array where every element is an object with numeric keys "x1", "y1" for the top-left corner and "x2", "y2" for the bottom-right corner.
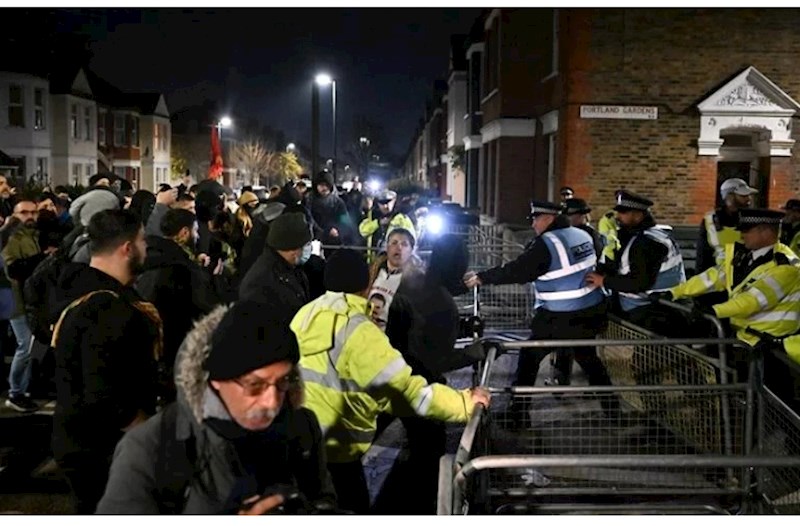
[{"x1": 440, "y1": 334, "x2": 800, "y2": 515}]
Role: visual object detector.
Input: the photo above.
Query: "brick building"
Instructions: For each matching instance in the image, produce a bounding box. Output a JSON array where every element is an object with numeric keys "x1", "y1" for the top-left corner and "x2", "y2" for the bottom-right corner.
[{"x1": 404, "y1": 8, "x2": 800, "y2": 227}]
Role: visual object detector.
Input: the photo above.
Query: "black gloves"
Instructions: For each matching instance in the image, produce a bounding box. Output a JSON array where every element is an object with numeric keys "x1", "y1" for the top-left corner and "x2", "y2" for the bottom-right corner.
[{"x1": 649, "y1": 290, "x2": 674, "y2": 304}]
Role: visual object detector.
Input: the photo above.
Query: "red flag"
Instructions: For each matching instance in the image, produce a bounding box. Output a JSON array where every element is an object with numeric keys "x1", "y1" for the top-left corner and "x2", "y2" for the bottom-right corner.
[{"x1": 208, "y1": 126, "x2": 223, "y2": 181}]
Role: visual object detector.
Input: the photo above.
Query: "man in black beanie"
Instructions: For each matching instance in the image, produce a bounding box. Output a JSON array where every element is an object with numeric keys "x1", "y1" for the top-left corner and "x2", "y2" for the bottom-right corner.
[
  {"x1": 239, "y1": 212, "x2": 312, "y2": 316},
  {"x1": 97, "y1": 300, "x2": 337, "y2": 514},
  {"x1": 291, "y1": 249, "x2": 490, "y2": 514}
]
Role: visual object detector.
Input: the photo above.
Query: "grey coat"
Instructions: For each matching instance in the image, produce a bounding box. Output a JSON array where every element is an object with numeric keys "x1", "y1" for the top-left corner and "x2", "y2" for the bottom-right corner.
[{"x1": 96, "y1": 304, "x2": 337, "y2": 514}]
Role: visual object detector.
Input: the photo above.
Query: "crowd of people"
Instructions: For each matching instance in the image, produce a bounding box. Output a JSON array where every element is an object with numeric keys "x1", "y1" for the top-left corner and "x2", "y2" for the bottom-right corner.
[
  {"x1": 2, "y1": 167, "x2": 799, "y2": 515},
  {"x1": 0, "y1": 169, "x2": 489, "y2": 515}
]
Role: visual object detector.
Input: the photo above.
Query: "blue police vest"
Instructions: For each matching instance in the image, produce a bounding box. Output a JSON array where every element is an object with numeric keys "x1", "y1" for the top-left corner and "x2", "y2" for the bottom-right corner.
[
  {"x1": 535, "y1": 227, "x2": 605, "y2": 313},
  {"x1": 618, "y1": 227, "x2": 686, "y2": 312}
]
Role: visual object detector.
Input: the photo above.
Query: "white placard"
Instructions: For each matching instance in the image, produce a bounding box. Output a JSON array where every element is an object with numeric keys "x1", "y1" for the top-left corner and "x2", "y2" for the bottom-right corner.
[{"x1": 580, "y1": 105, "x2": 658, "y2": 120}]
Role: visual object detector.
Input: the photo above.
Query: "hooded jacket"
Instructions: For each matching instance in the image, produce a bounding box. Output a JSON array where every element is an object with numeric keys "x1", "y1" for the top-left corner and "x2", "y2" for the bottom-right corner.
[
  {"x1": 309, "y1": 172, "x2": 352, "y2": 245},
  {"x1": 291, "y1": 292, "x2": 476, "y2": 464},
  {"x1": 51, "y1": 264, "x2": 161, "y2": 463},
  {"x1": 69, "y1": 186, "x2": 123, "y2": 227},
  {"x1": 96, "y1": 304, "x2": 337, "y2": 514},
  {"x1": 136, "y1": 235, "x2": 221, "y2": 373}
]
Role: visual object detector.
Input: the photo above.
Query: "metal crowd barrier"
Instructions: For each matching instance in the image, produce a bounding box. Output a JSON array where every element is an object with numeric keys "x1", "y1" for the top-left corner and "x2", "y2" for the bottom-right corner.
[{"x1": 438, "y1": 334, "x2": 800, "y2": 515}]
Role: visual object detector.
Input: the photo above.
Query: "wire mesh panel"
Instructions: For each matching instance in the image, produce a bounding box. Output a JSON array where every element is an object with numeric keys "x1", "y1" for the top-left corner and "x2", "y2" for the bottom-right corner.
[
  {"x1": 462, "y1": 387, "x2": 748, "y2": 514},
  {"x1": 598, "y1": 319, "x2": 732, "y2": 453},
  {"x1": 758, "y1": 388, "x2": 800, "y2": 513}
]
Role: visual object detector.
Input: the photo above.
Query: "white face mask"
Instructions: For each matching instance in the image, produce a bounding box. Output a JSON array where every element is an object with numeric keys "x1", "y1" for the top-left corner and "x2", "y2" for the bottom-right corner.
[{"x1": 299, "y1": 243, "x2": 312, "y2": 265}]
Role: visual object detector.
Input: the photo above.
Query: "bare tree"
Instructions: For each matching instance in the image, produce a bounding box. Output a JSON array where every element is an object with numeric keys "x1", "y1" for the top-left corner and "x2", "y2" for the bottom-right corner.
[{"x1": 231, "y1": 139, "x2": 274, "y2": 186}]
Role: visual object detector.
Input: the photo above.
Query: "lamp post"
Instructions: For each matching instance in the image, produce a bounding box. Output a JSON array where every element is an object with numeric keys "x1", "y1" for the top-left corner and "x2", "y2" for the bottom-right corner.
[
  {"x1": 217, "y1": 116, "x2": 232, "y2": 141},
  {"x1": 314, "y1": 73, "x2": 337, "y2": 183}
]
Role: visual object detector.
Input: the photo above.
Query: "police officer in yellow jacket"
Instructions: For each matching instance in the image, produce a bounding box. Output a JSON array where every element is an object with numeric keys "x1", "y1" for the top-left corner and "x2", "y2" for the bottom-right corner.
[
  {"x1": 659, "y1": 209, "x2": 800, "y2": 349},
  {"x1": 696, "y1": 177, "x2": 757, "y2": 273},
  {"x1": 359, "y1": 190, "x2": 415, "y2": 263},
  {"x1": 291, "y1": 249, "x2": 490, "y2": 514}
]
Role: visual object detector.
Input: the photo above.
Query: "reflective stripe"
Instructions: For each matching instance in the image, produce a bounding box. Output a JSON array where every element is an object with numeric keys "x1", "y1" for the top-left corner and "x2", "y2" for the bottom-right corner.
[
  {"x1": 746, "y1": 288, "x2": 770, "y2": 309},
  {"x1": 543, "y1": 232, "x2": 570, "y2": 268},
  {"x1": 538, "y1": 257, "x2": 596, "y2": 281},
  {"x1": 784, "y1": 292, "x2": 800, "y2": 303},
  {"x1": 747, "y1": 310, "x2": 800, "y2": 323},
  {"x1": 301, "y1": 313, "x2": 371, "y2": 394},
  {"x1": 700, "y1": 271, "x2": 716, "y2": 289},
  {"x1": 414, "y1": 385, "x2": 434, "y2": 416},
  {"x1": 366, "y1": 357, "x2": 407, "y2": 392},
  {"x1": 705, "y1": 212, "x2": 721, "y2": 250},
  {"x1": 537, "y1": 285, "x2": 599, "y2": 301},
  {"x1": 300, "y1": 367, "x2": 362, "y2": 392},
  {"x1": 660, "y1": 255, "x2": 683, "y2": 272},
  {"x1": 762, "y1": 276, "x2": 785, "y2": 300}
]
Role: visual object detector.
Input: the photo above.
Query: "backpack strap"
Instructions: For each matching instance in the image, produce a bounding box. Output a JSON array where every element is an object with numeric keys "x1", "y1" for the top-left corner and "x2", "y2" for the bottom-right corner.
[{"x1": 50, "y1": 289, "x2": 119, "y2": 348}]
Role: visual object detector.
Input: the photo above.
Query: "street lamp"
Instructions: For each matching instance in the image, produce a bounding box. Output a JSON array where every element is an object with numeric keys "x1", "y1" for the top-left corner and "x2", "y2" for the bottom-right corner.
[
  {"x1": 314, "y1": 73, "x2": 337, "y2": 183},
  {"x1": 217, "y1": 116, "x2": 232, "y2": 141},
  {"x1": 286, "y1": 142, "x2": 296, "y2": 152}
]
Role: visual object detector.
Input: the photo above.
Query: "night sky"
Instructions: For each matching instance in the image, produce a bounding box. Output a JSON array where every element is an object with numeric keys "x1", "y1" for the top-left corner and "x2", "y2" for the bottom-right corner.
[{"x1": 41, "y1": 8, "x2": 484, "y2": 161}]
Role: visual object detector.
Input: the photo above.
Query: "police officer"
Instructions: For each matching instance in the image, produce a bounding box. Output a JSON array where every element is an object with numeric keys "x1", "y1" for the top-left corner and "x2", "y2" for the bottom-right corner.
[
  {"x1": 696, "y1": 177, "x2": 757, "y2": 273},
  {"x1": 464, "y1": 200, "x2": 613, "y2": 394},
  {"x1": 661, "y1": 209, "x2": 800, "y2": 347},
  {"x1": 563, "y1": 198, "x2": 604, "y2": 259},
  {"x1": 586, "y1": 190, "x2": 687, "y2": 336},
  {"x1": 780, "y1": 198, "x2": 800, "y2": 255}
]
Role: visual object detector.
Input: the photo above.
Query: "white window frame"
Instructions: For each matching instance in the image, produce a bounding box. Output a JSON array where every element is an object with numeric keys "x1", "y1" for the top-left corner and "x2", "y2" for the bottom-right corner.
[
  {"x1": 8, "y1": 84, "x2": 25, "y2": 128},
  {"x1": 98, "y1": 109, "x2": 106, "y2": 146},
  {"x1": 72, "y1": 163, "x2": 81, "y2": 184},
  {"x1": 114, "y1": 114, "x2": 125, "y2": 146},
  {"x1": 71, "y1": 104, "x2": 79, "y2": 139},
  {"x1": 131, "y1": 117, "x2": 139, "y2": 147},
  {"x1": 34, "y1": 88, "x2": 45, "y2": 130},
  {"x1": 84, "y1": 106, "x2": 92, "y2": 141}
]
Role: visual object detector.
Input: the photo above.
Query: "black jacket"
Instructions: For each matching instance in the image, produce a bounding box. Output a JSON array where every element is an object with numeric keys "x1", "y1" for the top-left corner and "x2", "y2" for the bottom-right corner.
[
  {"x1": 238, "y1": 247, "x2": 310, "y2": 316},
  {"x1": 135, "y1": 236, "x2": 221, "y2": 371},
  {"x1": 309, "y1": 172, "x2": 353, "y2": 245},
  {"x1": 52, "y1": 264, "x2": 160, "y2": 462},
  {"x1": 601, "y1": 213, "x2": 668, "y2": 293}
]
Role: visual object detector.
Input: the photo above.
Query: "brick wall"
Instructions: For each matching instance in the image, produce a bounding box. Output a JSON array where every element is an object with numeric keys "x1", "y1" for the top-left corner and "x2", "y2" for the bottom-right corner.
[{"x1": 561, "y1": 8, "x2": 800, "y2": 225}]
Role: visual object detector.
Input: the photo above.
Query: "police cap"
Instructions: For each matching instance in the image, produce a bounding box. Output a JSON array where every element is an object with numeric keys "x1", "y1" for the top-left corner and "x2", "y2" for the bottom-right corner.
[
  {"x1": 527, "y1": 199, "x2": 562, "y2": 220},
  {"x1": 613, "y1": 190, "x2": 653, "y2": 212},
  {"x1": 563, "y1": 198, "x2": 591, "y2": 215},
  {"x1": 738, "y1": 208, "x2": 785, "y2": 231}
]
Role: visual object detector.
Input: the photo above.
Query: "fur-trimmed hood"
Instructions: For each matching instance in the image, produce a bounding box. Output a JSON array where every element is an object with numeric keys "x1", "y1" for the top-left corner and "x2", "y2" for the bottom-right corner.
[{"x1": 174, "y1": 304, "x2": 231, "y2": 424}]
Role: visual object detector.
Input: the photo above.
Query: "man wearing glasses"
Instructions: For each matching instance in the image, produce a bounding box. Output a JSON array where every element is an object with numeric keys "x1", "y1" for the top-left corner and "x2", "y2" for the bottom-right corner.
[{"x1": 97, "y1": 300, "x2": 337, "y2": 515}]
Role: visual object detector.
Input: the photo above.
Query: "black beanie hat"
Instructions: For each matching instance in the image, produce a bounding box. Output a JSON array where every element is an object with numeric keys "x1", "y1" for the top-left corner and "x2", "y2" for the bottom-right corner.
[
  {"x1": 204, "y1": 301, "x2": 300, "y2": 381},
  {"x1": 324, "y1": 249, "x2": 370, "y2": 293},
  {"x1": 267, "y1": 212, "x2": 312, "y2": 251}
]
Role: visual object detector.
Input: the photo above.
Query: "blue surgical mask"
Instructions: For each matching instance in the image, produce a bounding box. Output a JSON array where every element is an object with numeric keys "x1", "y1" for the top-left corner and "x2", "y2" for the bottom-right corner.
[{"x1": 299, "y1": 243, "x2": 312, "y2": 265}]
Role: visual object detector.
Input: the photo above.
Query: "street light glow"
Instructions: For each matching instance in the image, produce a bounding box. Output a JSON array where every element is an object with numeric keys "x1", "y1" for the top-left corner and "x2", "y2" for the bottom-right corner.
[
  {"x1": 315, "y1": 73, "x2": 333, "y2": 86},
  {"x1": 219, "y1": 116, "x2": 233, "y2": 128},
  {"x1": 286, "y1": 143, "x2": 296, "y2": 151}
]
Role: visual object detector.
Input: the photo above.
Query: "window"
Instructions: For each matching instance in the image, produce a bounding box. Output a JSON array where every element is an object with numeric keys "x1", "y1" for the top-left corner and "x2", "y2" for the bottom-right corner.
[
  {"x1": 114, "y1": 166, "x2": 126, "y2": 179},
  {"x1": 36, "y1": 157, "x2": 48, "y2": 181},
  {"x1": 156, "y1": 167, "x2": 162, "y2": 183},
  {"x1": 86, "y1": 164, "x2": 93, "y2": 182},
  {"x1": 34, "y1": 88, "x2": 45, "y2": 130},
  {"x1": 8, "y1": 84, "x2": 24, "y2": 127},
  {"x1": 71, "y1": 104, "x2": 79, "y2": 139},
  {"x1": 544, "y1": 133, "x2": 557, "y2": 201},
  {"x1": 162, "y1": 125, "x2": 169, "y2": 151},
  {"x1": 84, "y1": 107, "x2": 92, "y2": 141},
  {"x1": 114, "y1": 114, "x2": 125, "y2": 146},
  {"x1": 130, "y1": 117, "x2": 139, "y2": 147},
  {"x1": 72, "y1": 164, "x2": 81, "y2": 184},
  {"x1": 98, "y1": 110, "x2": 106, "y2": 146},
  {"x1": 153, "y1": 123, "x2": 161, "y2": 151}
]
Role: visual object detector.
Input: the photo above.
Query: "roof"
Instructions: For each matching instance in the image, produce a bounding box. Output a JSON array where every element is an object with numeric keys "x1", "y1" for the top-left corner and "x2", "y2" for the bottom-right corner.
[{"x1": 83, "y1": 68, "x2": 123, "y2": 105}]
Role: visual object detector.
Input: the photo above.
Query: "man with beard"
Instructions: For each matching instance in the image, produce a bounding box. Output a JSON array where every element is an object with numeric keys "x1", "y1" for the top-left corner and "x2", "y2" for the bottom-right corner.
[
  {"x1": 51, "y1": 209, "x2": 162, "y2": 513},
  {"x1": 136, "y1": 209, "x2": 221, "y2": 393},
  {"x1": 2, "y1": 200, "x2": 52, "y2": 412},
  {"x1": 359, "y1": 190, "x2": 414, "y2": 263}
]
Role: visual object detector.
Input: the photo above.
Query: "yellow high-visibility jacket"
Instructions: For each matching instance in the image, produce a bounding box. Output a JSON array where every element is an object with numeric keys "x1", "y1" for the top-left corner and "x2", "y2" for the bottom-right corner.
[
  {"x1": 703, "y1": 211, "x2": 743, "y2": 268},
  {"x1": 359, "y1": 212, "x2": 415, "y2": 263},
  {"x1": 671, "y1": 243, "x2": 800, "y2": 346},
  {"x1": 597, "y1": 210, "x2": 619, "y2": 262},
  {"x1": 291, "y1": 291, "x2": 475, "y2": 463}
]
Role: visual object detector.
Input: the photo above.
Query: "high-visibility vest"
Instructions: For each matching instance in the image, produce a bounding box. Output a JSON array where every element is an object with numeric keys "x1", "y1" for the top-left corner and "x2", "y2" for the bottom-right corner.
[
  {"x1": 618, "y1": 227, "x2": 686, "y2": 312},
  {"x1": 535, "y1": 227, "x2": 605, "y2": 313},
  {"x1": 704, "y1": 211, "x2": 742, "y2": 268}
]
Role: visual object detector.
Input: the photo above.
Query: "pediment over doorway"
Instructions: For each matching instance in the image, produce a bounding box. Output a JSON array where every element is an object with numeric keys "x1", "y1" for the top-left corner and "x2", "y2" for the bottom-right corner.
[{"x1": 697, "y1": 66, "x2": 800, "y2": 156}]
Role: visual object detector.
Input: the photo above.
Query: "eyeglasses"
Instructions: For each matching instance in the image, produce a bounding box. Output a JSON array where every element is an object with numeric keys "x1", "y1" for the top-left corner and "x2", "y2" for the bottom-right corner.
[{"x1": 232, "y1": 373, "x2": 299, "y2": 397}]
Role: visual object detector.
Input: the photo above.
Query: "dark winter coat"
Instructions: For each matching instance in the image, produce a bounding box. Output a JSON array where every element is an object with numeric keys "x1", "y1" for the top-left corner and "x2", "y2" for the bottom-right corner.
[
  {"x1": 135, "y1": 236, "x2": 221, "y2": 373},
  {"x1": 309, "y1": 172, "x2": 353, "y2": 245},
  {"x1": 95, "y1": 304, "x2": 337, "y2": 514},
  {"x1": 238, "y1": 246, "x2": 310, "y2": 317},
  {"x1": 51, "y1": 264, "x2": 160, "y2": 465}
]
